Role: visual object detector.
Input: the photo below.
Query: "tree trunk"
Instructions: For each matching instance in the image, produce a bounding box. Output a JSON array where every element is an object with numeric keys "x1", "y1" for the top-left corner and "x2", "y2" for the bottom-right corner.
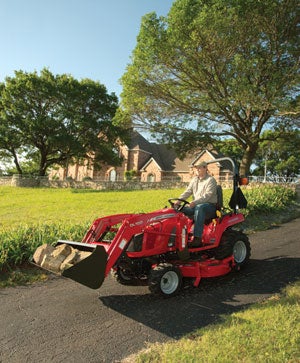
[
  {"x1": 11, "y1": 149, "x2": 23, "y2": 175},
  {"x1": 39, "y1": 153, "x2": 47, "y2": 176},
  {"x1": 239, "y1": 144, "x2": 258, "y2": 176}
]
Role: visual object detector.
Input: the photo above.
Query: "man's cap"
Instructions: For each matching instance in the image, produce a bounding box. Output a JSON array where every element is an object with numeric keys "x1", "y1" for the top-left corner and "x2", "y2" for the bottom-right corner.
[{"x1": 194, "y1": 161, "x2": 207, "y2": 168}]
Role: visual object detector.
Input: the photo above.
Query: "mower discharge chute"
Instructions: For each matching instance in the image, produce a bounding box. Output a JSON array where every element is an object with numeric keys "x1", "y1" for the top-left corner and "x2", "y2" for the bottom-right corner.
[{"x1": 32, "y1": 157, "x2": 251, "y2": 297}]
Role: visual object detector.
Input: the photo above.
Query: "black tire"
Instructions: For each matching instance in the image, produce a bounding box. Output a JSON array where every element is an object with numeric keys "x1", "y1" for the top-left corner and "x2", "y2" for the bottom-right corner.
[
  {"x1": 149, "y1": 263, "x2": 182, "y2": 297},
  {"x1": 214, "y1": 230, "x2": 251, "y2": 267},
  {"x1": 111, "y1": 267, "x2": 138, "y2": 286}
]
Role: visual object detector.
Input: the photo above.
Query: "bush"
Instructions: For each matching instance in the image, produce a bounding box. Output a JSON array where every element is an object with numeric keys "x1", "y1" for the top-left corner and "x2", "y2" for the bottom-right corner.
[
  {"x1": 82, "y1": 176, "x2": 93, "y2": 181},
  {"x1": 243, "y1": 185, "x2": 296, "y2": 214},
  {"x1": 124, "y1": 170, "x2": 137, "y2": 181},
  {"x1": 0, "y1": 222, "x2": 89, "y2": 271}
]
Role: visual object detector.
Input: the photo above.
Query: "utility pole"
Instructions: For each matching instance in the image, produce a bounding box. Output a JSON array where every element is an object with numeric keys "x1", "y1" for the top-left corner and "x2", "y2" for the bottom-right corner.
[{"x1": 263, "y1": 149, "x2": 270, "y2": 183}]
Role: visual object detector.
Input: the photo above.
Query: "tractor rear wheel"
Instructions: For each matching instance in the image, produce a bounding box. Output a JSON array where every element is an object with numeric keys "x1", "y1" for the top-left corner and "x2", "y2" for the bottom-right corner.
[
  {"x1": 149, "y1": 263, "x2": 182, "y2": 297},
  {"x1": 214, "y1": 230, "x2": 251, "y2": 267}
]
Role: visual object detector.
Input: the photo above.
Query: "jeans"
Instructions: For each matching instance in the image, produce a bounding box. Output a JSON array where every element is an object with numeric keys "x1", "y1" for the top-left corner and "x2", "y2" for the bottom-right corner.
[{"x1": 182, "y1": 203, "x2": 217, "y2": 237}]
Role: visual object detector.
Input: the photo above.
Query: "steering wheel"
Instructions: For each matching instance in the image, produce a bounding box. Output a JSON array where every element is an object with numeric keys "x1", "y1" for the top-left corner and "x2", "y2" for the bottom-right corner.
[{"x1": 168, "y1": 198, "x2": 190, "y2": 211}]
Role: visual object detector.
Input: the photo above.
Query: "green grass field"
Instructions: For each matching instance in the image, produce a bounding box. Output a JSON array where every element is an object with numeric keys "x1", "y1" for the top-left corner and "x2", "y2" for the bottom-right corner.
[
  {"x1": 0, "y1": 186, "x2": 185, "y2": 228},
  {"x1": 0, "y1": 184, "x2": 296, "y2": 229}
]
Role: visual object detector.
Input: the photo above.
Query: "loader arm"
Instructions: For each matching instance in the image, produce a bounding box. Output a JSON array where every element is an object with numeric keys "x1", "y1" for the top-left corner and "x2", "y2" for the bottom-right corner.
[
  {"x1": 61, "y1": 209, "x2": 178, "y2": 289},
  {"x1": 103, "y1": 209, "x2": 178, "y2": 276},
  {"x1": 82, "y1": 213, "x2": 138, "y2": 243}
]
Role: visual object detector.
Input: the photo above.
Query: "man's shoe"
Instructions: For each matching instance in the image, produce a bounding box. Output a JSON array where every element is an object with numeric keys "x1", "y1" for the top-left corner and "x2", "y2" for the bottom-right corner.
[
  {"x1": 177, "y1": 247, "x2": 190, "y2": 261},
  {"x1": 190, "y1": 236, "x2": 203, "y2": 247}
]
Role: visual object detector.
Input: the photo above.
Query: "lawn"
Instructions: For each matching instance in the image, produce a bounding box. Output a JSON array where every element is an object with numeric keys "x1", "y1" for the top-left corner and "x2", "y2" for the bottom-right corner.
[{"x1": 0, "y1": 186, "x2": 185, "y2": 229}]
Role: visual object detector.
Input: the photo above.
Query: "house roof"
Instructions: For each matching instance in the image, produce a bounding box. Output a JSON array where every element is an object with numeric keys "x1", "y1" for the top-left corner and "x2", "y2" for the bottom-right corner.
[
  {"x1": 127, "y1": 130, "x2": 152, "y2": 151},
  {"x1": 127, "y1": 131, "x2": 178, "y2": 170},
  {"x1": 129, "y1": 130, "x2": 234, "y2": 173}
]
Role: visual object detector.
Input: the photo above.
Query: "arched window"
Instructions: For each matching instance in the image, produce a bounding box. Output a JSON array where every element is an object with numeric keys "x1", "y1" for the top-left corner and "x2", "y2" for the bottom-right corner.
[
  {"x1": 109, "y1": 169, "x2": 117, "y2": 181},
  {"x1": 147, "y1": 173, "x2": 155, "y2": 182}
]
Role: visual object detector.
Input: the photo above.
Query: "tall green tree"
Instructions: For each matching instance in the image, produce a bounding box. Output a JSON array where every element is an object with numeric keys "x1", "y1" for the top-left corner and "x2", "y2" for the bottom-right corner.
[
  {"x1": 253, "y1": 128, "x2": 300, "y2": 179},
  {"x1": 0, "y1": 110, "x2": 24, "y2": 174},
  {"x1": 0, "y1": 69, "x2": 123, "y2": 176},
  {"x1": 215, "y1": 138, "x2": 243, "y2": 167},
  {"x1": 118, "y1": 0, "x2": 299, "y2": 175}
]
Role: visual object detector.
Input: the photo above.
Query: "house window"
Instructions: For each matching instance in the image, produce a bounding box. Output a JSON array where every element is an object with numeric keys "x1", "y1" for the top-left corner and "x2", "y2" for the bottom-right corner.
[
  {"x1": 109, "y1": 169, "x2": 117, "y2": 181},
  {"x1": 147, "y1": 173, "x2": 155, "y2": 182}
]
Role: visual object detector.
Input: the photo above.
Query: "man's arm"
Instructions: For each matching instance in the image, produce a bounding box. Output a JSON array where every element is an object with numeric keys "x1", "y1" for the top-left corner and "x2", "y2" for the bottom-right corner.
[{"x1": 178, "y1": 178, "x2": 195, "y2": 201}]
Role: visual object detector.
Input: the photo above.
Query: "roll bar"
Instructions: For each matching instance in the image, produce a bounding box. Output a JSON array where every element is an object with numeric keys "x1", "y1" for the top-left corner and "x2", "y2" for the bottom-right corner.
[{"x1": 205, "y1": 157, "x2": 248, "y2": 213}]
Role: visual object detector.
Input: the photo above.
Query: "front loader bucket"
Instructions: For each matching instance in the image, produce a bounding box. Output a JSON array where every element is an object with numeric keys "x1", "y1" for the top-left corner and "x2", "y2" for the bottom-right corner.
[
  {"x1": 61, "y1": 244, "x2": 108, "y2": 289},
  {"x1": 32, "y1": 240, "x2": 109, "y2": 290}
]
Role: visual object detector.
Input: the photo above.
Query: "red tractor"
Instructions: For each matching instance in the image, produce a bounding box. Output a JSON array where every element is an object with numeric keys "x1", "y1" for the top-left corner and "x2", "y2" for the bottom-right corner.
[{"x1": 37, "y1": 157, "x2": 251, "y2": 297}]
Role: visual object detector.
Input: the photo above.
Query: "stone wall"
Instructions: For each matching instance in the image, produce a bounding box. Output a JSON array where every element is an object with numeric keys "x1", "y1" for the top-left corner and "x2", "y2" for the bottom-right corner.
[
  {"x1": 11, "y1": 175, "x2": 48, "y2": 187},
  {"x1": 0, "y1": 177, "x2": 12, "y2": 186},
  {"x1": 44, "y1": 179, "x2": 189, "y2": 190},
  {"x1": 2, "y1": 175, "x2": 297, "y2": 190},
  {"x1": 1, "y1": 175, "x2": 189, "y2": 190}
]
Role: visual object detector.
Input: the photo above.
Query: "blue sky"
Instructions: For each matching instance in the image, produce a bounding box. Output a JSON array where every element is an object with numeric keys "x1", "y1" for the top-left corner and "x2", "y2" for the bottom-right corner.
[{"x1": 0, "y1": 0, "x2": 174, "y2": 97}]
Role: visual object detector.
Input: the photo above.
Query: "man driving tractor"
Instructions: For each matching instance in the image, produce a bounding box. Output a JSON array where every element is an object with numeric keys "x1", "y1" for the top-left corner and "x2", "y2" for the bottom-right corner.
[{"x1": 176, "y1": 161, "x2": 218, "y2": 247}]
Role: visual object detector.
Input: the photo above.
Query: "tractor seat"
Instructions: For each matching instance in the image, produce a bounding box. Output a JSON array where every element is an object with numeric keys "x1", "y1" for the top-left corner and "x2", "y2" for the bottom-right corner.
[
  {"x1": 204, "y1": 208, "x2": 222, "y2": 224},
  {"x1": 192, "y1": 185, "x2": 224, "y2": 225},
  {"x1": 205, "y1": 185, "x2": 223, "y2": 223}
]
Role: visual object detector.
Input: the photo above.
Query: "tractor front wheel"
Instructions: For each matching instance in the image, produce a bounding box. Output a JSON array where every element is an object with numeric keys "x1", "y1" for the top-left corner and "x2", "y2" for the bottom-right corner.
[
  {"x1": 111, "y1": 266, "x2": 138, "y2": 286},
  {"x1": 149, "y1": 263, "x2": 182, "y2": 297}
]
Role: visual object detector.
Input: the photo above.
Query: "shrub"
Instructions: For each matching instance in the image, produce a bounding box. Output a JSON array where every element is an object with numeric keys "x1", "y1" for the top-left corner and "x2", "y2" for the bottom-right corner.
[
  {"x1": 243, "y1": 185, "x2": 296, "y2": 214},
  {"x1": 0, "y1": 222, "x2": 89, "y2": 271}
]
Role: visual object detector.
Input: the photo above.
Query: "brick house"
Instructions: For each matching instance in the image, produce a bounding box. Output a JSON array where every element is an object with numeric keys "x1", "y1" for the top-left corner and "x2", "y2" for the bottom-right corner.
[{"x1": 49, "y1": 130, "x2": 233, "y2": 183}]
